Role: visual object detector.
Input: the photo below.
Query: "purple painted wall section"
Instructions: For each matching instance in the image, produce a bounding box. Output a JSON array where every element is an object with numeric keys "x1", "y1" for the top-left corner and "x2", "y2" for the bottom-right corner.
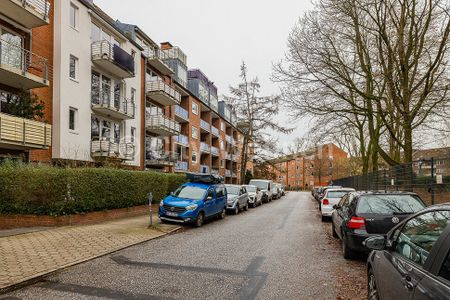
[{"x1": 188, "y1": 69, "x2": 209, "y2": 86}]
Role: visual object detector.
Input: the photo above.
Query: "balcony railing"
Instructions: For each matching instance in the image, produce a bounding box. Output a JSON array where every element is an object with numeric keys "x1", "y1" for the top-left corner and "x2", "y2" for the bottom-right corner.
[
  {"x1": 225, "y1": 169, "x2": 232, "y2": 177},
  {"x1": 174, "y1": 134, "x2": 189, "y2": 147},
  {"x1": 90, "y1": 140, "x2": 135, "y2": 161},
  {"x1": 211, "y1": 169, "x2": 219, "y2": 175},
  {"x1": 146, "y1": 151, "x2": 178, "y2": 166},
  {"x1": 0, "y1": 38, "x2": 51, "y2": 89},
  {"x1": 225, "y1": 152, "x2": 232, "y2": 160},
  {"x1": 211, "y1": 146, "x2": 219, "y2": 157},
  {"x1": 3, "y1": 0, "x2": 50, "y2": 28},
  {"x1": 211, "y1": 126, "x2": 219, "y2": 137},
  {"x1": 200, "y1": 119, "x2": 210, "y2": 132},
  {"x1": 91, "y1": 90, "x2": 135, "y2": 120},
  {"x1": 225, "y1": 135, "x2": 232, "y2": 144},
  {"x1": 200, "y1": 142, "x2": 210, "y2": 153},
  {"x1": 146, "y1": 80, "x2": 181, "y2": 106},
  {"x1": 0, "y1": 112, "x2": 51, "y2": 149},
  {"x1": 91, "y1": 40, "x2": 135, "y2": 78},
  {"x1": 162, "y1": 47, "x2": 187, "y2": 66},
  {"x1": 232, "y1": 172, "x2": 237, "y2": 178},
  {"x1": 143, "y1": 46, "x2": 172, "y2": 75},
  {"x1": 146, "y1": 114, "x2": 180, "y2": 136},
  {"x1": 232, "y1": 154, "x2": 237, "y2": 161},
  {"x1": 175, "y1": 161, "x2": 189, "y2": 172},
  {"x1": 174, "y1": 105, "x2": 189, "y2": 122}
]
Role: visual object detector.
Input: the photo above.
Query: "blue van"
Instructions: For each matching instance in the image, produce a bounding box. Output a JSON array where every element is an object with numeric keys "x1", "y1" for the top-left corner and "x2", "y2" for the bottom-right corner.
[{"x1": 159, "y1": 174, "x2": 227, "y2": 227}]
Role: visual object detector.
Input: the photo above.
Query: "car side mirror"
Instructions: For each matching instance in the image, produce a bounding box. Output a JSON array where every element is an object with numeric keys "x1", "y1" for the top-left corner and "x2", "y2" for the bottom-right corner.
[{"x1": 363, "y1": 236, "x2": 386, "y2": 251}]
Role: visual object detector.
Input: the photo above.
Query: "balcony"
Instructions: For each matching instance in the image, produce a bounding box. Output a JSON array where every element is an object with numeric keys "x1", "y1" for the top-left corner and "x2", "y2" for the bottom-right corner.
[
  {"x1": 200, "y1": 142, "x2": 210, "y2": 153},
  {"x1": 143, "y1": 47, "x2": 172, "y2": 75},
  {"x1": 211, "y1": 169, "x2": 219, "y2": 175},
  {"x1": 211, "y1": 146, "x2": 219, "y2": 157},
  {"x1": 146, "y1": 151, "x2": 178, "y2": 167},
  {"x1": 232, "y1": 154, "x2": 237, "y2": 161},
  {"x1": 91, "y1": 91, "x2": 135, "y2": 120},
  {"x1": 146, "y1": 80, "x2": 181, "y2": 106},
  {"x1": 175, "y1": 161, "x2": 189, "y2": 172},
  {"x1": 225, "y1": 135, "x2": 232, "y2": 144},
  {"x1": 91, "y1": 40, "x2": 135, "y2": 78},
  {"x1": 0, "y1": 39, "x2": 50, "y2": 89},
  {"x1": 200, "y1": 119, "x2": 210, "y2": 132},
  {"x1": 232, "y1": 172, "x2": 237, "y2": 178},
  {"x1": 0, "y1": 112, "x2": 51, "y2": 149},
  {"x1": 90, "y1": 140, "x2": 135, "y2": 161},
  {"x1": 225, "y1": 169, "x2": 231, "y2": 177},
  {"x1": 162, "y1": 47, "x2": 187, "y2": 66},
  {"x1": 174, "y1": 134, "x2": 189, "y2": 147},
  {"x1": 174, "y1": 105, "x2": 189, "y2": 123},
  {"x1": 2, "y1": 0, "x2": 50, "y2": 28},
  {"x1": 211, "y1": 126, "x2": 219, "y2": 137},
  {"x1": 146, "y1": 114, "x2": 180, "y2": 136},
  {"x1": 225, "y1": 152, "x2": 232, "y2": 161}
]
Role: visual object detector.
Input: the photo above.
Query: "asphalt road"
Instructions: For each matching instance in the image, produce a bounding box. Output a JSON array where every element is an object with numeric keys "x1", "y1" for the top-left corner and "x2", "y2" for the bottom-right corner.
[{"x1": 1, "y1": 192, "x2": 365, "y2": 300}]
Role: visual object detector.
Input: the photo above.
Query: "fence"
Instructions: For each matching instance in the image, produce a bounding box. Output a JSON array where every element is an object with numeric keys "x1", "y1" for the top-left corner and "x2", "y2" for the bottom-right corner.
[{"x1": 333, "y1": 157, "x2": 450, "y2": 206}]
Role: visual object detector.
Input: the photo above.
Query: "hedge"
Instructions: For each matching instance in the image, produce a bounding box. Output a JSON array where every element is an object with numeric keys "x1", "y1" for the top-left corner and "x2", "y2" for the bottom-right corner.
[{"x1": 0, "y1": 164, "x2": 186, "y2": 216}]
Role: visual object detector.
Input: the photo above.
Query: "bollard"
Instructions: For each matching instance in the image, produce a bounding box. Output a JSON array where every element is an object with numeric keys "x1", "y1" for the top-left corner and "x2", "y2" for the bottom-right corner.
[{"x1": 149, "y1": 192, "x2": 153, "y2": 226}]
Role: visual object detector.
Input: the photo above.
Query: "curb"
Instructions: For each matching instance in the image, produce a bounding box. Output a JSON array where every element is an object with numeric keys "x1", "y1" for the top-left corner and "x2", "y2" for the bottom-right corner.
[{"x1": 0, "y1": 226, "x2": 182, "y2": 295}]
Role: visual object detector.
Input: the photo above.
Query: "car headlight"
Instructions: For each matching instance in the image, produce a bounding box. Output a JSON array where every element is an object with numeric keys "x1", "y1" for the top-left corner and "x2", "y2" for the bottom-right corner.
[
  {"x1": 160, "y1": 200, "x2": 164, "y2": 207},
  {"x1": 185, "y1": 204, "x2": 198, "y2": 211}
]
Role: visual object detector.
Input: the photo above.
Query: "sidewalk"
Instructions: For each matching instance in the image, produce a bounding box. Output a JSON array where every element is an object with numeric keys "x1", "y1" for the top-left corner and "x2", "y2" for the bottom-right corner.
[{"x1": 0, "y1": 212, "x2": 180, "y2": 291}]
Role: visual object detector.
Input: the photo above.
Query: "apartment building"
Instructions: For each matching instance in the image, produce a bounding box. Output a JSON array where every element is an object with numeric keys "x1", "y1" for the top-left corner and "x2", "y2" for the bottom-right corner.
[
  {"x1": 0, "y1": 0, "x2": 53, "y2": 162},
  {"x1": 268, "y1": 143, "x2": 348, "y2": 190}
]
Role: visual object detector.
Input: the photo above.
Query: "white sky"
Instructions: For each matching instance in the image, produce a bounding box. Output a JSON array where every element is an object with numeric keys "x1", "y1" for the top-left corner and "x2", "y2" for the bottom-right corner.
[{"x1": 94, "y1": 0, "x2": 314, "y2": 151}]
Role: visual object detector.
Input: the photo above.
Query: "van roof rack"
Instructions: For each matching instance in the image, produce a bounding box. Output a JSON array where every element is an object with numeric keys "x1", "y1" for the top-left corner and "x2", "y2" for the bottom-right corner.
[{"x1": 186, "y1": 173, "x2": 224, "y2": 184}]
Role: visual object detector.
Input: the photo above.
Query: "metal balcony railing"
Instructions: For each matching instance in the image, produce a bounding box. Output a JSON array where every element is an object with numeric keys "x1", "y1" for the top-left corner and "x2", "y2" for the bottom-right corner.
[
  {"x1": 200, "y1": 142, "x2": 210, "y2": 153},
  {"x1": 21, "y1": 0, "x2": 50, "y2": 18},
  {"x1": 0, "y1": 38, "x2": 51, "y2": 87},
  {"x1": 90, "y1": 140, "x2": 135, "y2": 161},
  {"x1": 211, "y1": 169, "x2": 219, "y2": 175},
  {"x1": 211, "y1": 146, "x2": 219, "y2": 156},
  {"x1": 225, "y1": 169, "x2": 232, "y2": 177},
  {"x1": 175, "y1": 161, "x2": 189, "y2": 171},
  {"x1": 174, "y1": 134, "x2": 189, "y2": 146},
  {"x1": 146, "y1": 113, "x2": 180, "y2": 135},
  {"x1": 175, "y1": 105, "x2": 189, "y2": 121},
  {"x1": 146, "y1": 80, "x2": 181, "y2": 105},
  {"x1": 3, "y1": 0, "x2": 50, "y2": 28},
  {"x1": 211, "y1": 126, "x2": 219, "y2": 137},
  {"x1": 146, "y1": 151, "x2": 179, "y2": 166},
  {"x1": 200, "y1": 119, "x2": 210, "y2": 132},
  {"x1": 143, "y1": 47, "x2": 168, "y2": 60},
  {"x1": 91, "y1": 40, "x2": 135, "y2": 77},
  {"x1": 162, "y1": 47, "x2": 187, "y2": 66},
  {"x1": 91, "y1": 89, "x2": 135, "y2": 119},
  {"x1": 0, "y1": 112, "x2": 51, "y2": 149}
]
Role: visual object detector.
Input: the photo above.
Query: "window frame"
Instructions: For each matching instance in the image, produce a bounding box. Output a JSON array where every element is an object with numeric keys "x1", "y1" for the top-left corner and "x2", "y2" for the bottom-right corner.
[
  {"x1": 69, "y1": 3, "x2": 79, "y2": 29},
  {"x1": 69, "y1": 107, "x2": 77, "y2": 131},
  {"x1": 192, "y1": 151, "x2": 198, "y2": 164},
  {"x1": 69, "y1": 55, "x2": 78, "y2": 80},
  {"x1": 192, "y1": 102, "x2": 198, "y2": 115},
  {"x1": 192, "y1": 126, "x2": 198, "y2": 139}
]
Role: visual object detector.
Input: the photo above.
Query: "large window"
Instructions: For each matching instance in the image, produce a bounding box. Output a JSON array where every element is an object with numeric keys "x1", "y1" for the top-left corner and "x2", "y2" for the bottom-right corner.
[
  {"x1": 91, "y1": 71, "x2": 122, "y2": 107},
  {"x1": 91, "y1": 115, "x2": 120, "y2": 142},
  {"x1": 0, "y1": 28, "x2": 23, "y2": 70}
]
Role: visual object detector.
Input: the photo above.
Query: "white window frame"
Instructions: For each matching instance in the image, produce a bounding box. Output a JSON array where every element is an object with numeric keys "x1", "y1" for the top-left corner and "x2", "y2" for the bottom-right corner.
[
  {"x1": 192, "y1": 151, "x2": 198, "y2": 164},
  {"x1": 192, "y1": 126, "x2": 198, "y2": 139},
  {"x1": 69, "y1": 3, "x2": 79, "y2": 29},
  {"x1": 192, "y1": 102, "x2": 198, "y2": 115},
  {"x1": 69, "y1": 55, "x2": 78, "y2": 81},
  {"x1": 69, "y1": 107, "x2": 78, "y2": 132}
]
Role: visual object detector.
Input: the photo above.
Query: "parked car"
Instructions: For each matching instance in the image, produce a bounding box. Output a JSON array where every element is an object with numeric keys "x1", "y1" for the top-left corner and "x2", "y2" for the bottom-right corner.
[
  {"x1": 312, "y1": 187, "x2": 322, "y2": 199},
  {"x1": 331, "y1": 191, "x2": 427, "y2": 259},
  {"x1": 364, "y1": 204, "x2": 450, "y2": 300},
  {"x1": 159, "y1": 173, "x2": 227, "y2": 227},
  {"x1": 225, "y1": 184, "x2": 249, "y2": 214},
  {"x1": 280, "y1": 185, "x2": 286, "y2": 196},
  {"x1": 248, "y1": 179, "x2": 274, "y2": 203},
  {"x1": 273, "y1": 184, "x2": 281, "y2": 200},
  {"x1": 317, "y1": 186, "x2": 342, "y2": 202},
  {"x1": 276, "y1": 184, "x2": 284, "y2": 198},
  {"x1": 242, "y1": 185, "x2": 262, "y2": 208},
  {"x1": 320, "y1": 188, "x2": 355, "y2": 221}
]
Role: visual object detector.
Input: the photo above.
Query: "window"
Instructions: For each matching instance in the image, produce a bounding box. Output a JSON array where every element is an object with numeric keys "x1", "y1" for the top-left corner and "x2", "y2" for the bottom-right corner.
[
  {"x1": 70, "y1": 3, "x2": 78, "y2": 29},
  {"x1": 394, "y1": 210, "x2": 450, "y2": 266},
  {"x1": 69, "y1": 108, "x2": 77, "y2": 131},
  {"x1": 69, "y1": 55, "x2": 78, "y2": 80},
  {"x1": 131, "y1": 88, "x2": 136, "y2": 103},
  {"x1": 220, "y1": 159, "x2": 225, "y2": 168},
  {"x1": 131, "y1": 127, "x2": 136, "y2": 143},
  {"x1": 192, "y1": 126, "x2": 198, "y2": 139},
  {"x1": 216, "y1": 186, "x2": 225, "y2": 198},
  {"x1": 192, "y1": 151, "x2": 198, "y2": 164},
  {"x1": 192, "y1": 102, "x2": 198, "y2": 115},
  {"x1": 220, "y1": 139, "x2": 224, "y2": 150},
  {"x1": 221, "y1": 121, "x2": 225, "y2": 132}
]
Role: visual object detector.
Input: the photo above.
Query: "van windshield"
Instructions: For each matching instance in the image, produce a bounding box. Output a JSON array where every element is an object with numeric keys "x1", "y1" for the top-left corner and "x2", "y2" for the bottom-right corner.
[
  {"x1": 249, "y1": 181, "x2": 268, "y2": 190},
  {"x1": 173, "y1": 186, "x2": 206, "y2": 201}
]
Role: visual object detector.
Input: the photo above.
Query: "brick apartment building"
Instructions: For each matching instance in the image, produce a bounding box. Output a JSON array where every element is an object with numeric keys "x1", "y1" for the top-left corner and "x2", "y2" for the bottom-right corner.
[
  {"x1": 0, "y1": 0, "x2": 250, "y2": 183},
  {"x1": 267, "y1": 143, "x2": 348, "y2": 190}
]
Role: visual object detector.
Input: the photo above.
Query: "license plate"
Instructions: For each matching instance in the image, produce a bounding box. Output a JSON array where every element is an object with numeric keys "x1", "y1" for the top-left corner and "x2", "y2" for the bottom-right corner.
[{"x1": 166, "y1": 211, "x2": 178, "y2": 217}]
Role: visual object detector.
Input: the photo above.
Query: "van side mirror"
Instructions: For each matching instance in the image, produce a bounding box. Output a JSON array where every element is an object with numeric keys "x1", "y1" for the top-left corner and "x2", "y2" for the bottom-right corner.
[{"x1": 363, "y1": 236, "x2": 386, "y2": 251}]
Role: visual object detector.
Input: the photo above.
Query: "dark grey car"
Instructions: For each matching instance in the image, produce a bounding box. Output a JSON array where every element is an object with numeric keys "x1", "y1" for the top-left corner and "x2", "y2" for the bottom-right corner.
[{"x1": 364, "y1": 205, "x2": 450, "y2": 300}]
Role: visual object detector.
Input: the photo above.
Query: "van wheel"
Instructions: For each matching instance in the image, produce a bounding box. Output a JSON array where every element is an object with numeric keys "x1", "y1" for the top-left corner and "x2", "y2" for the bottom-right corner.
[
  {"x1": 218, "y1": 208, "x2": 226, "y2": 220},
  {"x1": 234, "y1": 205, "x2": 239, "y2": 215},
  {"x1": 194, "y1": 212, "x2": 204, "y2": 227},
  {"x1": 244, "y1": 203, "x2": 249, "y2": 211}
]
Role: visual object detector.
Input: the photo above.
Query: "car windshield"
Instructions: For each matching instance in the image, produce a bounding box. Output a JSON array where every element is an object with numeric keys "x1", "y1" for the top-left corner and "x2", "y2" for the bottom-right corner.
[
  {"x1": 249, "y1": 181, "x2": 268, "y2": 190},
  {"x1": 327, "y1": 191, "x2": 352, "y2": 198},
  {"x1": 173, "y1": 185, "x2": 206, "y2": 201},
  {"x1": 357, "y1": 195, "x2": 426, "y2": 215},
  {"x1": 245, "y1": 186, "x2": 257, "y2": 193},
  {"x1": 226, "y1": 185, "x2": 240, "y2": 195}
]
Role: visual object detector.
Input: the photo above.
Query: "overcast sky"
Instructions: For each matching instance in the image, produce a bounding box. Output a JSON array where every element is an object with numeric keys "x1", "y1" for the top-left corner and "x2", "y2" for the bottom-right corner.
[{"x1": 95, "y1": 0, "x2": 314, "y2": 150}]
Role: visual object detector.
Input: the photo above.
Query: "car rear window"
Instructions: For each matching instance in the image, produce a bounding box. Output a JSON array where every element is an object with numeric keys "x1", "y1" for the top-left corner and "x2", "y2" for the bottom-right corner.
[
  {"x1": 357, "y1": 194, "x2": 425, "y2": 214},
  {"x1": 327, "y1": 191, "x2": 352, "y2": 198}
]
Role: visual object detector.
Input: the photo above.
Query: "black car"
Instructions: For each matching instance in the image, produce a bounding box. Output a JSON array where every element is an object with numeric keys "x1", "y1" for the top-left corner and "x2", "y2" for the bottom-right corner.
[
  {"x1": 331, "y1": 191, "x2": 427, "y2": 259},
  {"x1": 364, "y1": 204, "x2": 450, "y2": 300}
]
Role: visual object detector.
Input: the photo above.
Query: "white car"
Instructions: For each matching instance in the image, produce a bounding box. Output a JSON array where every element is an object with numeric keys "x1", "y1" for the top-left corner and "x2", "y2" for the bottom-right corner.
[
  {"x1": 320, "y1": 188, "x2": 355, "y2": 221},
  {"x1": 242, "y1": 185, "x2": 262, "y2": 207}
]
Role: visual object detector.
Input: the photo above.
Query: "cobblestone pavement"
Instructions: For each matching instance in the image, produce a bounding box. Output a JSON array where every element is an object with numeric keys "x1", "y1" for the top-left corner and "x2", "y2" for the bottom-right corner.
[{"x1": 0, "y1": 213, "x2": 179, "y2": 290}]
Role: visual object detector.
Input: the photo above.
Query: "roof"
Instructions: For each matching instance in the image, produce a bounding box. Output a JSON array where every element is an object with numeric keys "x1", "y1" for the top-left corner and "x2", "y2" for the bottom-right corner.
[{"x1": 413, "y1": 147, "x2": 450, "y2": 160}]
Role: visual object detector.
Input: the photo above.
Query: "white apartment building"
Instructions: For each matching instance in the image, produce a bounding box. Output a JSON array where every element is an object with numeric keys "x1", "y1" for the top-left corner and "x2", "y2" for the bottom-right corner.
[{"x1": 52, "y1": 0, "x2": 143, "y2": 167}]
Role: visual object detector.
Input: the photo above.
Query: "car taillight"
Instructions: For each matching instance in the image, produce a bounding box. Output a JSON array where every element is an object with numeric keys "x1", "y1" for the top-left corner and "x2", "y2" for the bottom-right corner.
[
  {"x1": 322, "y1": 199, "x2": 329, "y2": 205},
  {"x1": 347, "y1": 216, "x2": 366, "y2": 229}
]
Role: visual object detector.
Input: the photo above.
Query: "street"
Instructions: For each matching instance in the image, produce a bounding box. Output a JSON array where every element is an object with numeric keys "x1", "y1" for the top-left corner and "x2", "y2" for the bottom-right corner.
[{"x1": 2, "y1": 192, "x2": 366, "y2": 300}]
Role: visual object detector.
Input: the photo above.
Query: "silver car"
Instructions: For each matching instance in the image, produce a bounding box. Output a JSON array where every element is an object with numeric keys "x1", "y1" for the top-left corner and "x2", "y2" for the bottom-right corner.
[
  {"x1": 225, "y1": 184, "x2": 249, "y2": 214},
  {"x1": 242, "y1": 185, "x2": 262, "y2": 208}
]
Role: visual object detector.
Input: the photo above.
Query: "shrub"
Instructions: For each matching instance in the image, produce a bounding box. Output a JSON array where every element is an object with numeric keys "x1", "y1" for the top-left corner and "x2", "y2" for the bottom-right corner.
[{"x1": 0, "y1": 164, "x2": 187, "y2": 216}]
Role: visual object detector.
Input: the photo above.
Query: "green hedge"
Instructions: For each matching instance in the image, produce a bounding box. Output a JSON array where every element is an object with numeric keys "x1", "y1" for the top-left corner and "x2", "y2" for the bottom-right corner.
[{"x1": 0, "y1": 164, "x2": 186, "y2": 216}]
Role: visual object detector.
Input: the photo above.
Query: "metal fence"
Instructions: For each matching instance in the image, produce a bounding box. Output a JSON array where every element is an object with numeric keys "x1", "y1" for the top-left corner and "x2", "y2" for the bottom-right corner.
[{"x1": 333, "y1": 157, "x2": 450, "y2": 205}]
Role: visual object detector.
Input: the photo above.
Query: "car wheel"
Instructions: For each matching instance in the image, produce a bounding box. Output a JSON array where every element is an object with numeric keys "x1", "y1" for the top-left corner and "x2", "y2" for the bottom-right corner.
[
  {"x1": 252, "y1": 202, "x2": 257, "y2": 208},
  {"x1": 342, "y1": 233, "x2": 355, "y2": 259},
  {"x1": 368, "y1": 268, "x2": 379, "y2": 300},
  {"x1": 218, "y1": 208, "x2": 226, "y2": 220},
  {"x1": 321, "y1": 215, "x2": 327, "y2": 222},
  {"x1": 331, "y1": 222, "x2": 338, "y2": 238},
  {"x1": 194, "y1": 212, "x2": 204, "y2": 227},
  {"x1": 318, "y1": 202, "x2": 321, "y2": 211},
  {"x1": 234, "y1": 205, "x2": 239, "y2": 215},
  {"x1": 244, "y1": 203, "x2": 249, "y2": 211}
]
